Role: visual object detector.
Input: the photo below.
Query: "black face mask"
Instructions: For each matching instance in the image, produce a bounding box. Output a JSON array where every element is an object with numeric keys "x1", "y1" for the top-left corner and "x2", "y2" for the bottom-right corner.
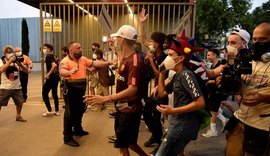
[
  {"x1": 92, "y1": 48, "x2": 95, "y2": 52},
  {"x1": 253, "y1": 42, "x2": 270, "y2": 61},
  {"x1": 74, "y1": 51, "x2": 82, "y2": 59}
]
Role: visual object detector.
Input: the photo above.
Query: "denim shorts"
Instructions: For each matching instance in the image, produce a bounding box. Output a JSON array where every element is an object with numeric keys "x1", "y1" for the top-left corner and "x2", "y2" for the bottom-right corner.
[
  {"x1": 0, "y1": 89, "x2": 24, "y2": 106},
  {"x1": 155, "y1": 132, "x2": 191, "y2": 156}
]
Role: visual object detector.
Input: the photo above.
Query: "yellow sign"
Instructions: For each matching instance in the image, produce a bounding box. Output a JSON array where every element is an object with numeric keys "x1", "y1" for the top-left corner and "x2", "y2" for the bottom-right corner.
[
  {"x1": 43, "y1": 19, "x2": 52, "y2": 32},
  {"x1": 53, "y1": 19, "x2": 62, "y2": 32}
]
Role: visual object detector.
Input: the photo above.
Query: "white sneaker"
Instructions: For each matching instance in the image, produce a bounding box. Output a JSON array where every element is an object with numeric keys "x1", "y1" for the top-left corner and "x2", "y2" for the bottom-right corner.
[
  {"x1": 201, "y1": 129, "x2": 218, "y2": 138},
  {"x1": 54, "y1": 111, "x2": 60, "y2": 116},
  {"x1": 42, "y1": 111, "x2": 54, "y2": 117},
  {"x1": 90, "y1": 106, "x2": 99, "y2": 112}
]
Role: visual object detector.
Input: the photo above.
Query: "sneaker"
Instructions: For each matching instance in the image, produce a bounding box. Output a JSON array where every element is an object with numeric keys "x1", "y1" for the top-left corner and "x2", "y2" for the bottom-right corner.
[
  {"x1": 73, "y1": 130, "x2": 89, "y2": 136},
  {"x1": 144, "y1": 138, "x2": 160, "y2": 147},
  {"x1": 54, "y1": 111, "x2": 60, "y2": 116},
  {"x1": 42, "y1": 111, "x2": 54, "y2": 117},
  {"x1": 107, "y1": 135, "x2": 117, "y2": 143},
  {"x1": 108, "y1": 111, "x2": 116, "y2": 118},
  {"x1": 107, "y1": 135, "x2": 117, "y2": 141},
  {"x1": 64, "y1": 139, "x2": 79, "y2": 147},
  {"x1": 201, "y1": 129, "x2": 218, "y2": 138},
  {"x1": 90, "y1": 106, "x2": 99, "y2": 112},
  {"x1": 16, "y1": 116, "x2": 27, "y2": 122},
  {"x1": 100, "y1": 104, "x2": 106, "y2": 111}
]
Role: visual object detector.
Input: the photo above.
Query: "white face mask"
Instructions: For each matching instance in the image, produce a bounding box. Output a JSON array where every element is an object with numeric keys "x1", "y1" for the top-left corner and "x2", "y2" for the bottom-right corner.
[
  {"x1": 15, "y1": 51, "x2": 22, "y2": 56},
  {"x1": 114, "y1": 39, "x2": 121, "y2": 52},
  {"x1": 220, "y1": 53, "x2": 225, "y2": 59},
  {"x1": 227, "y1": 45, "x2": 238, "y2": 56},
  {"x1": 6, "y1": 53, "x2": 14, "y2": 59},
  {"x1": 160, "y1": 56, "x2": 176, "y2": 71},
  {"x1": 92, "y1": 54, "x2": 97, "y2": 59},
  {"x1": 149, "y1": 45, "x2": 155, "y2": 53},
  {"x1": 43, "y1": 49, "x2": 47, "y2": 54}
]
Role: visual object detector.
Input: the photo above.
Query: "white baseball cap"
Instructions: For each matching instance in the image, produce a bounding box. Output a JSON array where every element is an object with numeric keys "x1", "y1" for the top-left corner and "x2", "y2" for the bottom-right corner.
[
  {"x1": 231, "y1": 29, "x2": 250, "y2": 43},
  {"x1": 110, "y1": 25, "x2": 137, "y2": 41}
]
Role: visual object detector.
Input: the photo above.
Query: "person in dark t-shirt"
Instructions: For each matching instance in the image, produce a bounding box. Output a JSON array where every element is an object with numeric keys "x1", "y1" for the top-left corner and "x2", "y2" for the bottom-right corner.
[
  {"x1": 42, "y1": 43, "x2": 60, "y2": 117},
  {"x1": 155, "y1": 34, "x2": 205, "y2": 156}
]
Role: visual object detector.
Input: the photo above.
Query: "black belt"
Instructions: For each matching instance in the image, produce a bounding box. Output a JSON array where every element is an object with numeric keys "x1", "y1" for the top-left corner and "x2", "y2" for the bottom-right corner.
[{"x1": 65, "y1": 78, "x2": 86, "y2": 83}]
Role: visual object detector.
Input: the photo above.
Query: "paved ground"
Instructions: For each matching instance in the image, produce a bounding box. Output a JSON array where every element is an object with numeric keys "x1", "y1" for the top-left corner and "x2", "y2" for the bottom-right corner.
[{"x1": 0, "y1": 72, "x2": 231, "y2": 156}]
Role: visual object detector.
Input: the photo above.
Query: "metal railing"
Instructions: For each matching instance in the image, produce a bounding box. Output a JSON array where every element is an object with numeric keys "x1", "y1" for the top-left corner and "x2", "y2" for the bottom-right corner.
[{"x1": 39, "y1": 2, "x2": 196, "y2": 93}]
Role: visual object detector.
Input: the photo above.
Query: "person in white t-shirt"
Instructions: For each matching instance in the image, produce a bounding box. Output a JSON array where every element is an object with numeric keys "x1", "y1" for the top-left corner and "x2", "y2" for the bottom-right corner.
[
  {"x1": 0, "y1": 45, "x2": 29, "y2": 122},
  {"x1": 225, "y1": 22, "x2": 270, "y2": 156}
]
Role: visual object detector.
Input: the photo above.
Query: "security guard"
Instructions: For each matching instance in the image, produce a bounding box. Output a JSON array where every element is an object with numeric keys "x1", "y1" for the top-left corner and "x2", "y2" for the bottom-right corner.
[{"x1": 59, "y1": 41, "x2": 112, "y2": 147}]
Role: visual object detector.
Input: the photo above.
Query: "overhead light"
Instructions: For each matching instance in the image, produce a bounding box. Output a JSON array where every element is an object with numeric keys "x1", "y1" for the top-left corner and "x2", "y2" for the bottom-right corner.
[
  {"x1": 69, "y1": 0, "x2": 90, "y2": 15},
  {"x1": 124, "y1": 0, "x2": 133, "y2": 14}
]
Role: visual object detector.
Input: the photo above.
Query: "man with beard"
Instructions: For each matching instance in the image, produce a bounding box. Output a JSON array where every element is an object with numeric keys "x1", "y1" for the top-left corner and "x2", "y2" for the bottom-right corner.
[{"x1": 59, "y1": 41, "x2": 111, "y2": 147}]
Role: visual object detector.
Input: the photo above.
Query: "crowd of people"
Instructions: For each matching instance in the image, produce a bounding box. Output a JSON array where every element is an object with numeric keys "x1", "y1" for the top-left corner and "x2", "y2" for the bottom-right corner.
[{"x1": 0, "y1": 8, "x2": 270, "y2": 156}]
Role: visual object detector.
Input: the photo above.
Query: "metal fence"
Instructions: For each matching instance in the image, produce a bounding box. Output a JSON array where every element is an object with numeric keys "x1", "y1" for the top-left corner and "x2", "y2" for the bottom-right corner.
[
  {"x1": 39, "y1": 1, "x2": 196, "y2": 92},
  {"x1": 40, "y1": 2, "x2": 195, "y2": 57}
]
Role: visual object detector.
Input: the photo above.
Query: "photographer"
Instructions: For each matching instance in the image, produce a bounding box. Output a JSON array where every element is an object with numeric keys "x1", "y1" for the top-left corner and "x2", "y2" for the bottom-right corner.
[
  {"x1": 0, "y1": 45, "x2": 29, "y2": 122},
  {"x1": 225, "y1": 22, "x2": 270, "y2": 156},
  {"x1": 202, "y1": 29, "x2": 250, "y2": 78},
  {"x1": 14, "y1": 47, "x2": 33, "y2": 102}
]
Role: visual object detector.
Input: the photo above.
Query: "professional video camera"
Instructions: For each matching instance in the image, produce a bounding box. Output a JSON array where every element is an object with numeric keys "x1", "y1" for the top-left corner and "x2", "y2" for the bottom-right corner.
[
  {"x1": 221, "y1": 43, "x2": 270, "y2": 95},
  {"x1": 220, "y1": 48, "x2": 253, "y2": 95}
]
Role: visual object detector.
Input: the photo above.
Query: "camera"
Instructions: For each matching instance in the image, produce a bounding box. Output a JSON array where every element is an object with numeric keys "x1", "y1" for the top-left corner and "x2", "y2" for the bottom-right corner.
[
  {"x1": 220, "y1": 48, "x2": 253, "y2": 95},
  {"x1": 9, "y1": 52, "x2": 24, "y2": 62}
]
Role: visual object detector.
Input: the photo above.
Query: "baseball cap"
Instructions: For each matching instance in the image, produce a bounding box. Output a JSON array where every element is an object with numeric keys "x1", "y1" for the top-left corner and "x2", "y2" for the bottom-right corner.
[
  {"x1": 110, "y1": 25, "x2": 137, "y2": 41},
  {"x1": 231, "y1": 29, "x2": 250, "y2": 43}
]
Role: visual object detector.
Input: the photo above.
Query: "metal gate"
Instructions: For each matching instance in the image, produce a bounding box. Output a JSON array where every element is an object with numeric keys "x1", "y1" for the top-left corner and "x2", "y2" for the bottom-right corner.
[{"x1": 39, "y1": 1, "x2": 196, "y2": 89}]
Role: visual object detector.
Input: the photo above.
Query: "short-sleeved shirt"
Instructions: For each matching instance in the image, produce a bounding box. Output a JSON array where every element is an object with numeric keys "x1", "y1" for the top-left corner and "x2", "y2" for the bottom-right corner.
[
  {"x1": 207, "y1": 61, "x2": 221, "y2": 94},
  {"x1": 22, "y1": 55, "x2": 33, "y2": 68},
  {"x1": 145, "y1": 51, "x2": 168, "y2": 86},
  {"x1": 165, "y1": 69, "x2": 203, "y2": 140},
  {"x1": 95, "y1": 58, "x2": 110, "y2": 87},
  {"x1": 116, "y1": 53, "x2": 144, "y2": 112},
  {"x1": 235, "y1": 61, "x2": 270, "y2": 131},
  {"x1": 45, "y1": 54, "x2": 59, "y2": 79},
  {"x1": 60, "y1": 56, "x2": 93, "y2": 80},
  {"x1": 0, "y1": 59, "x2": 21, "y2": 89}
]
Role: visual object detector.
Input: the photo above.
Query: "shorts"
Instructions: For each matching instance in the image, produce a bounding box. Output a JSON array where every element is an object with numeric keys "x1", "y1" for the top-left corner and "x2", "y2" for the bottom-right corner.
[
  {"x1": 114, "y1": 110, "x2": 142, "y2": 148},
  {"x1": 208, "y1": 93, "x2": 223, "y2": 112},
  {"x1": 96, "y1": 84, "x2": 109, "y2": 96},
  {"x1": 0, "y1": 89, "x2": 24, "y2": 106},
  {"x1": 90, "y1": 76, "x2": 99, "y2": 88},
  {"x1": 156, "y1": 132, "x2": 191, "y2": 156}
]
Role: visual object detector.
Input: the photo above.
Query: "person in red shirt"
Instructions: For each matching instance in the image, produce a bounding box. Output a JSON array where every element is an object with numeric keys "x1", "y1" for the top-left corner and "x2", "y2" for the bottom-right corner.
[{"x1": 84, "y1": 25, "x2": 148, "y2": 156}]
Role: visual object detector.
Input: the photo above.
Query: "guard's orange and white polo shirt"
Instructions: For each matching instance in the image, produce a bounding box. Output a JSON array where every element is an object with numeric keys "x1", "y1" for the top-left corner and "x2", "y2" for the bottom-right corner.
[{"x1": 60, "y1": 56, "x2": 93, "y2": 80}]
